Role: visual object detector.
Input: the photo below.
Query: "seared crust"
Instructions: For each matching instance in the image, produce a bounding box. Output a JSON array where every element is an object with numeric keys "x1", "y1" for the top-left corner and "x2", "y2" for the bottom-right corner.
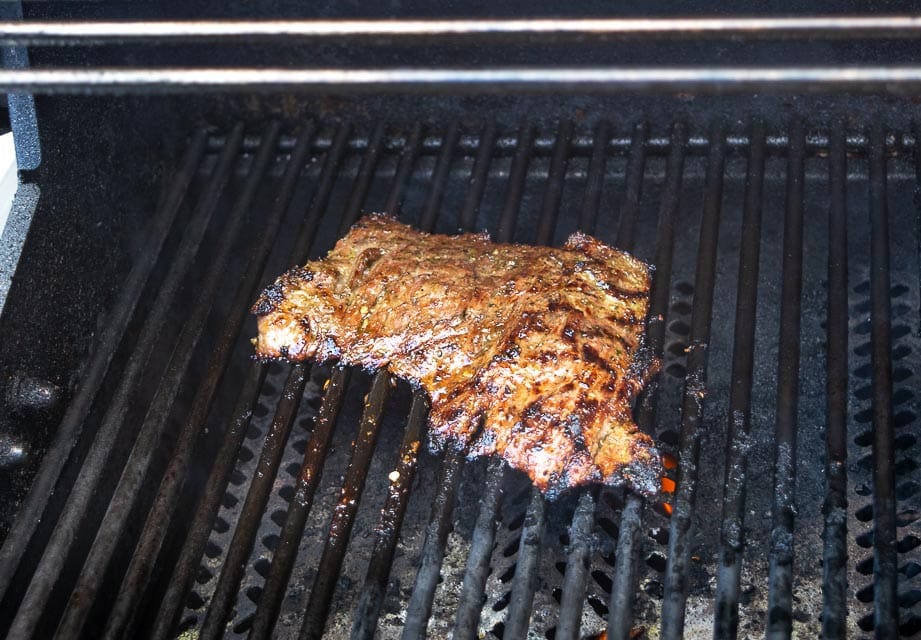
[{"x1": 253, "y1": 214, "x2": 661, "y2": 496}]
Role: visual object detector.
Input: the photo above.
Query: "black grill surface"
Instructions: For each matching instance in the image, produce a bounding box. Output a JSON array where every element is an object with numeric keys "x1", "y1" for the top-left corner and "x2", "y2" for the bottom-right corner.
[{"x1": 0, "y1": 119, "x2": 919, "y2": 639}]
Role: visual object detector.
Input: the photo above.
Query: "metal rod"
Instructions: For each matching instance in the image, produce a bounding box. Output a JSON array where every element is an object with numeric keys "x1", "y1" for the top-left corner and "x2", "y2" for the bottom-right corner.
[
  {"x1": 148, "y1": 362, "x2": 266, "y2": 640},
  {"x1": 766, "y1": 119, "x2": 805, "y2": 640},
  {"x1": 380, "y1": 126, "x2": 464, "y2": 638},
  {"x1": 383, "y1": 122, "x2": 423, "y2": 216},
  {"x1": 615, "y1": 122, "x2": 648, "y2": 251},
  {"x1": 0, "y1": 129, "x2": 206, "y2": 611},
  {"x1": 53, "y1": 121, "x2": 282, "y2": 640},
  {"x1": 502, "y1": 120, "x2": 571, "y2": 636},
  {"x1": 555, "y1": 491, "x2": 597, "y2": 640},
  {"x1": 418, "y1": 122, "x2": 459, "y2": 232},
  {"x1": 343, "y1": 121, "x2": 386, "y2": 231},
  {"x1": 3, "y1": 123, "x2": 245, "y2": 640},
  {"x1": 150, "y1": 121, "x2": 351, "y2": 640},
  {"x1": 534, "y1": 120, "x2": 573, "y2": 244},
  {"x1": 452, "y1": 457, "x2": 506, "y2": 640},
  {"x1": 458, "y1": 122, "x2": 496, "y2": 232},
  {"x1": 6, "y1": 17, "x2": 921, "y2": 44},
  {"x1": 503, "y1": 491, "x2": 548, "y2": 638},
  {"x1": 659, "y1": 118, "x2": 723, "y2": 640},
  {"x1": 497, "y1": 123, "x2": 534, "y2": 241},
  {"x1": 578, "y1": 120, "x2": 609, "y2": 236},
  {"x1": 606, "y1": 493, "x2": 644, "y2": 639},
  {"x1": 350, "y1": 393, "x2": 428, "y2": 640},
  {"x1": 198, "y1": 363, "x2": 311, "y2": 640},
  {"x1": 820, "y1": 120, "x2": 849, "y2": 640},
  {"x1": 246, "y1": 367, "x2": 350, "y2": 640},
  {"x1": 400, "y1": 449, "x2": 465, "y2": 640},
  {"x1": 868, "y1": 122, "x2": 898, "y2": 639},
  {"x1": 605, "y1": 120, "x2": 655, "y2": 640},
  {"x1": 8, "y1": 66, "x2": 921, "y2": 94},
  {"x1": 712, "y1": 121, "x2": 767, "y2": 640},
  {"x1": 298, "y1": 372, "x2": 392, "y2": 640},
  {"x1": 101, "y1": 123, "x2": 316, "y2": 640},
  {"x1": 556, "y1": 127, "x2": 609, "y2": 638}
]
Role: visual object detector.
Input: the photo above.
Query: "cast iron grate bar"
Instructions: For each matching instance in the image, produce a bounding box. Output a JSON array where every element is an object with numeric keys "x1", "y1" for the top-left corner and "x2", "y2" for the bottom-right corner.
[
  {"x1": 869, "y1": 123, "x2": 898, "y2": 639},
  {"x1": 555, "y1": 124, "x2": 610, "y2": 637},
  {"x1": 199, "y1": 361, "x2": 312, "y2": 640},
  {"x1": 0, "y1": 127, "x2": 207, "y2": 613},
  {"x1": 350, "y1": 123, "x2": 459, "y2": 639},
  {"x1": 247, "y1": 366, "x2": 350, "y2": 640},
  {"x1": 712, "y1": 121, "x2": 767, "y2": 640},
  {"x1": 821, "y1": 121, "x2": 849, "y2": 639},
  {"x1": 766, "y1": 119, "x2": 805, "y2": 640},
  {"x1": 4, "y1": 122, "x2": 246, "y2": 640},
  {"x1": 502, "y1": 119, "x2": 573, "y2": 638},
  {"x1": 578, "y1": 120, "x2": 609, "y2": 236},
  {"x1": 458, "y1": 122, "x2": 496, "y2": 232},
  {"x1": 652, "y1": 117, "x2": 729, "y2": 640},
  {"x1": 149, "y1": 121, "x2": 352, "y2": 640},
  {"x1": 605, "y1": 121, "x2": 651, "y2": 639},
  {"x1": 296, "y1": 121, "x2": 423, "y2": 639},
  {"x1": 299, "y1": 372, "x2": 394, "y2": 640},
  {"x1": 198, "y1": 121, "x2": 387, "y2": 640},
  {"x1": 54, "y1": 121, "x2": 284, "y2": 640},
  {"x1": 663, "y1": 116, "x2": 726, "y2": 640},
  {"x1": 637, "y1": 121, "x2": 687, "y2": 640},
  {"x1": 101, "y1": 121, "x2": 317, "y2": 640}
]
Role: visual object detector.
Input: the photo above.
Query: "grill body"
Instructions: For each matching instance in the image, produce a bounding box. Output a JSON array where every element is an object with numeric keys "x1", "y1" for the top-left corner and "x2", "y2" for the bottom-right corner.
[{"x1": 0, "y1": 7, "x2": 919, "y2": 640}]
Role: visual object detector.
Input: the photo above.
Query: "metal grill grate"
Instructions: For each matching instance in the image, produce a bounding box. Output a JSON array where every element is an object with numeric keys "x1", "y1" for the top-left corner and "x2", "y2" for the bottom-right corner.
[{"x1": 0, "y1": 118, "x2": 919, "y2": 639}]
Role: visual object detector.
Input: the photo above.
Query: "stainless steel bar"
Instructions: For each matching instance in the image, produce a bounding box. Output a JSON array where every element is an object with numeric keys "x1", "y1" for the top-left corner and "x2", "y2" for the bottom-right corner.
[
  {"x1": 149, "y1": 122, "x2": 352, "y2": 640},
  {"x1": 0, "y1": 129, "x2": 207, "y2": 611},
  {"x1": 3, "y1": 123, "x2": 245, "y2": 640},
  {"x1": 868, "y1": 123, "x2": 898, "y2": 640},
  {"x1": 52, "y1": 121, "x2": 283, "y2": 640},
  {"x1": 820, "y1": 121, "x2": 848, "y2": 640},
  {"x1": 9, "y1": 66, "x2": 921, "y2": 94},
  {"x1": 101, "y1": 123, "x2": 316, "y2": 640},
  {"x1": 766, "y1": 119, "x2": 805, "y2": 640},
  {"x1": 5, "y1": 16, "x2": 921, "y2": 44},
  {"x1": 711, "y1": 121, "x2": 767, "y2": 640}
]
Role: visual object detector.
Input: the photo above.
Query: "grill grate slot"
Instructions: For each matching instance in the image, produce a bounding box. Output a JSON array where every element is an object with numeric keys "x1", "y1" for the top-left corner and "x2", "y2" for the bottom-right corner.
[{"x1": 2, "y1": 118, "x2": 920, "y2": 639}]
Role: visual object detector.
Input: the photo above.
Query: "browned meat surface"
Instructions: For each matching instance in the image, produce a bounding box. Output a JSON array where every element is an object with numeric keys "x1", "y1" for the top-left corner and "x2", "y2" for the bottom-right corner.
[{"x1": 253, "y1": 214, "x2": 661, "y2": 496}]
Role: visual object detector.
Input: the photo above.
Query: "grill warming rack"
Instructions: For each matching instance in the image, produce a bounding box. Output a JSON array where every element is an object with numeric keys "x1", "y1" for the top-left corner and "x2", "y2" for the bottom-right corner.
[
  {"x1": 0, "y1": 117, "x2": 918, "y2": 639},
  {"x1": 4, "y1": 16, "x2": 921, "y2": 92}
]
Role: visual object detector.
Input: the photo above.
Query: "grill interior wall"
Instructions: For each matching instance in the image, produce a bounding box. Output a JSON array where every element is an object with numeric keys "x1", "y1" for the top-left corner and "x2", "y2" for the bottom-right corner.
[{"x1": 1, "y1": 120, "x2": 920, "y2": 639}]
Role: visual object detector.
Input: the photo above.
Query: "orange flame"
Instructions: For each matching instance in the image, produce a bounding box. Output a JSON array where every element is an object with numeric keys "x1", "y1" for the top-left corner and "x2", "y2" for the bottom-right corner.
[
  {"x1": 662, "y1": 453, "x2": 678, "y2": 470},
  {"x1": 661, "y1": 477, "x2": 676, "y2": 493},
  {"x1": 662, "y1": 502, "x2": 673, "y2": 516}
]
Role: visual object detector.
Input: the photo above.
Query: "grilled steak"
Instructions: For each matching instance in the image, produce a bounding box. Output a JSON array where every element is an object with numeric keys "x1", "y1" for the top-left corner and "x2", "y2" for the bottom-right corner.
[{"x1": 253, "y1": 214, "x2": 661, "y2": 496}]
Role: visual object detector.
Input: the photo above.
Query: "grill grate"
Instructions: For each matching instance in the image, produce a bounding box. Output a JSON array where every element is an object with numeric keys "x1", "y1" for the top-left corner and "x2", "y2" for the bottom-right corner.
[{"x1": 0, "y1": 117, "x2": 920, "y2": 639}]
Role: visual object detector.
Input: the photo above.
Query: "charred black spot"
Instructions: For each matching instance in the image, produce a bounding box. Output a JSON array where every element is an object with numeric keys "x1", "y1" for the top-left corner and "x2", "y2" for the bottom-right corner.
[
  {"x1": 290, "y1": 267, "x2": 315, "y2": 282},
  {"x1": 252, "y1": 281, "x2": 286, "y2": 315},
  {"x1": 581, "y1": 344, "x2": 605, "y2": 366},
  {"x1": 561, "y1": 324, "x2": 577, "y2": 342}
]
